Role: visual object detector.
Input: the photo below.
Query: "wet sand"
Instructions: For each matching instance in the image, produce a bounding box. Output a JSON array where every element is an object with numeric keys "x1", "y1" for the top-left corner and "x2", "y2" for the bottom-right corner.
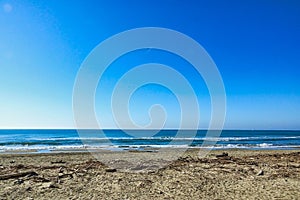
[{"x1": 0, "y1": 149, "x2": 299, "y2": 199}]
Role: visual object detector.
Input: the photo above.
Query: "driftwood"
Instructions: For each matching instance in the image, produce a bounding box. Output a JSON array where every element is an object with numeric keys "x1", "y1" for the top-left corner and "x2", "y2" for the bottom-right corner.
[
  {"x1": 0, "y1": 171, "x2": 38, "y2": 180},
  {"x1": 216, "y1": 152, "x2": 229, "y2": 158},
  {"x1": 58, "y1": 173, "x2": 73, "y2": 179},
  {"x1": 51, "y1": 160, "x2": 66, "y2": 164},
  {"x1": 105, "y1": 168, "x2": 117, "y2": 172}
]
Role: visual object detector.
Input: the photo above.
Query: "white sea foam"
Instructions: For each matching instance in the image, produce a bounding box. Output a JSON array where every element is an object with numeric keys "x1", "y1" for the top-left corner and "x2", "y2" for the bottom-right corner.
[
  {"x1": 6, "y1": 135, "x2": 300, "y2": 141},
  {"x1": 0, "y1": 143, "x2": 299, "y2": 153}
]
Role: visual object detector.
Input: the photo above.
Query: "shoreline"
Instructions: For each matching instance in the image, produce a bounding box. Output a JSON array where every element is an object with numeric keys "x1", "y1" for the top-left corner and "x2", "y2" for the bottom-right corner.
[
  {"x1": 1, "y1": 146, "x2": 300, "y2": 155},
  {"x1": 0, "y1": 149, "x2": 299, "y2": 199}
]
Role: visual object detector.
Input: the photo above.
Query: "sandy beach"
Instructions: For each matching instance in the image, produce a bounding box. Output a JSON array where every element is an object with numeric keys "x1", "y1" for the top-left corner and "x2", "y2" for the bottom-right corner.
[{"x1": 0, "y1": 149, "x2": 299, "y2": 199}]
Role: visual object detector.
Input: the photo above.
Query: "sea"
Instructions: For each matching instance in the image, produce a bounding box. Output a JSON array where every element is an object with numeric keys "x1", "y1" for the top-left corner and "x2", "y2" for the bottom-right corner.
[{"x1": 0, "y1": 129, "x2": 299, "y2": 153}]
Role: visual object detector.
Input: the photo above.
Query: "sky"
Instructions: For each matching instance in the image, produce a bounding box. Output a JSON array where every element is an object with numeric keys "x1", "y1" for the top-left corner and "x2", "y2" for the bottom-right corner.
[{"x1": 0, "y1": 0, "x2": 299, "y2": 129}]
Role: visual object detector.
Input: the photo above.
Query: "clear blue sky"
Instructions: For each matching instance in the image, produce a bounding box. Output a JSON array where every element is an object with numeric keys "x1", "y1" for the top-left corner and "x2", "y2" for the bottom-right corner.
[{"x1": 0, "y1": 0, "x2": 299, "y2": 129}]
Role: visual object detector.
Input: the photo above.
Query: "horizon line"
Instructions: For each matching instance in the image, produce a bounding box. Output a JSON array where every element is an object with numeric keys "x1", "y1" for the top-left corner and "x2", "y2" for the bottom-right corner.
[{"x1": 0, "y1": 128, "x2": 299, "y2": 131}]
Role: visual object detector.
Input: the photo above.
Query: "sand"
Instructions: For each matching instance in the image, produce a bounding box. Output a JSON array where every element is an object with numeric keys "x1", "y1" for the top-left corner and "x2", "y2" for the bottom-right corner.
[{"x1": 0, "y1": 149, "x2": 299, "y2": 199}]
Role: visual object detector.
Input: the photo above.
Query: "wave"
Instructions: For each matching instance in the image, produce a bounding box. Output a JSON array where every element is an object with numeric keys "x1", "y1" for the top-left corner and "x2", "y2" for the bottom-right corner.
[
  {"x1": 0, "y1": 131, "x2": 299, "y2": 153},
  {"x1": 1, "y1": 135, "x2": 300, "y2": 142},
  {"x1": 0, "y1": 143, "x2": 299, "y2": 152}
]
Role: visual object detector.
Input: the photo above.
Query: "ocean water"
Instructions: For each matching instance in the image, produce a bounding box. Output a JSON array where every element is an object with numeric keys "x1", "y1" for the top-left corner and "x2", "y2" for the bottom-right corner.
[{"x1": 0, "y1": 129, "x2": 299, "y2": 153}]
